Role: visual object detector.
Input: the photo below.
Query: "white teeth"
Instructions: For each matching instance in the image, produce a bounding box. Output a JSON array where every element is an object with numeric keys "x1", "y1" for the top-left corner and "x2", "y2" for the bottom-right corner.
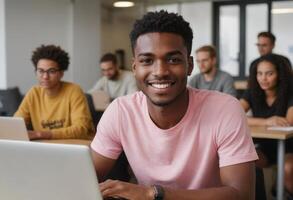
[{"x1": 151, "y1": 83, "x2": 171, "y2": 89}]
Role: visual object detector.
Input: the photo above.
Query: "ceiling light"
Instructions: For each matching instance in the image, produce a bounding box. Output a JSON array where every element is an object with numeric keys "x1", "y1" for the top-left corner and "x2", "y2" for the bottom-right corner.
[
  {"x1": 113, "y1": 1, "x2": 135, "y2": 8},
  {"x1": 272, "y1": 8, "x2": 293, "y2": 14}
]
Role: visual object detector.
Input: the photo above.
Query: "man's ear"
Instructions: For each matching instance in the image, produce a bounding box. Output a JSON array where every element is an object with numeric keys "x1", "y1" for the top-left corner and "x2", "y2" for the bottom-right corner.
[
  {"x1": 131, "y1": 58, "x2": 136, "y2": 74},
  {"x1": 212, "y1": 57, "x2": 217, "y2": 67},
  {"x1": 187, "y1": 56, "x2": 194, "y2": 76}
]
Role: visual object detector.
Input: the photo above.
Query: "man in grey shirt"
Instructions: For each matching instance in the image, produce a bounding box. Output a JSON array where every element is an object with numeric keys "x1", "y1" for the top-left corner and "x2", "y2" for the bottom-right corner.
[
  {"x1": 88, "y1": 53, "x2": 137, "y2": 100},
  {"x1": 188, "y1": 45, "x2": 237, "y2": 97}
]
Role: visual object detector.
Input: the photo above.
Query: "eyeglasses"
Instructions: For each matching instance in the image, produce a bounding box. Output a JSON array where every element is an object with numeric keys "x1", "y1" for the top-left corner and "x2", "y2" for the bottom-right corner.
[
  {"x1": 255, "y1": 43, "x2": 269, "y2": 48},
  {"x1": 36, "y1": 68, "x2": 61, "y2": 76}
]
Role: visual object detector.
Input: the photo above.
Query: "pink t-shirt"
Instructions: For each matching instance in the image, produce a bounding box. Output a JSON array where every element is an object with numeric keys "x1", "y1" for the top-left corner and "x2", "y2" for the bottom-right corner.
[{"x1": 91, "y1": 88, "x2": 258, "y2": 189}]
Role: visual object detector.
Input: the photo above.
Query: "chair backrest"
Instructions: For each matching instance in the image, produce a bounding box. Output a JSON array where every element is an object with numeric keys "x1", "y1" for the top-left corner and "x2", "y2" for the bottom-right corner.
[
  {"x1": 0, "y1": 87, "x2": 23, "y2": 116},
  {"x1": 84, "y1": 93, "x2": 103, "y2": 128}
]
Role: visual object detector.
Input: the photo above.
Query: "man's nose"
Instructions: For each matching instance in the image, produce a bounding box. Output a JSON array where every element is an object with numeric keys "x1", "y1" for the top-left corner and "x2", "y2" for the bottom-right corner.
[
  {"x1": 152, "y1": 61, "x2": 169, "y2": 77},
  {"x1": 42, "y1": 72, "x2": 49, "y2": 79}
]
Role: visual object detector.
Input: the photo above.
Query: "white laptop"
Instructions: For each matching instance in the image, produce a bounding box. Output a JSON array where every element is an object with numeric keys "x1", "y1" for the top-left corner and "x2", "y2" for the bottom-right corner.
[
  {"x1": 0, "y1": 116, "x2": 29, "y2": 141},
  {"x1": 0, "y1": 140, "x2": 103, "y2": 200}
]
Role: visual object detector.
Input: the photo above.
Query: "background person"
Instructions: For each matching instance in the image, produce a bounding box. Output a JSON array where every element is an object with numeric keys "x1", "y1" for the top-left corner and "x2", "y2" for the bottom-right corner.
[
  {"x1": 91, "y1": 10, "x2": 257, "y2": 200},
  {"x1": 188, "y1": 45, "x2": 237, "y2": 97},
  {"x1": 240, "y1": 54, "x2": 293, "y2": 199},
  {"x1": 250, "y1": 32, "x2": 292, "y2": 72},
  {"x1": 88, "y1": 53, "x2": 137, "y2": 101},
  {"x1": 14, "y1": 44, "x2": 94, "y2": 140}
]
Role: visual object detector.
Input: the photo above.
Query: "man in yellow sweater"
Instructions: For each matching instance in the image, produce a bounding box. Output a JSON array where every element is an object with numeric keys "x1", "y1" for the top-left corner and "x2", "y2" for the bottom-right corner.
[{"x1": 14, "y1": 45, "x2": 94, "y2": 140}]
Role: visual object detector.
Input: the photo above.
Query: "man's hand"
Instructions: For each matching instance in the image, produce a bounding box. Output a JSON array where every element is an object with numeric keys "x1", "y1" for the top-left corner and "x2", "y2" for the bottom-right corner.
[
  {"x1": 266, "y1": 116, "x2": 290, "y2": 126},
  {"x1": 99, "y1": 179, "x2": 154, "y2": 200},
  {"x1": 28, "y1": 130, "x2": 52, "y2": 140}
]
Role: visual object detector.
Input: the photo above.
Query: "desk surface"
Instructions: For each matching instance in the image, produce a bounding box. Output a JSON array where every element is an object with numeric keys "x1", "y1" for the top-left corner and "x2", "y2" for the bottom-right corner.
[
  {"x1": 37, "y1": 139, "x2": 92, "y2": 146},
  {"x1": 234, "y1": 80, "x2": 248, "y2": 90},
  {"x1": 249, "y1": 126, "x2": 293, "y2": 140}
]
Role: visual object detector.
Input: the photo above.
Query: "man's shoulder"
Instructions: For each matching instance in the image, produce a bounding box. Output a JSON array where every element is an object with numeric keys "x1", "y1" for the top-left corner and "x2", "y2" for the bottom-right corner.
[
  {"x1": 114, "y1": 91, "x2": 144, "y2": 108},
  {"x1": 190, "y1": 73, "x2": 202, "y2": 80},
  {"x1": 26, "y1": 85, "x2": 43, "y2": 96},
  {"x1": 62, "y1": 82, "x2": 83, "y2": 92},
  {"x1": 216, "y1": 70, "x2": 234, "y2": 79},
  {"x1": 189, "y1": 88, "x2": 237, "y2": 105},
  {"x1": 189, "y1": 73, "x2": 202, "y2": 84},
  {"x1": 60, "y1": 82, "x2": 85, "y2": 99}
]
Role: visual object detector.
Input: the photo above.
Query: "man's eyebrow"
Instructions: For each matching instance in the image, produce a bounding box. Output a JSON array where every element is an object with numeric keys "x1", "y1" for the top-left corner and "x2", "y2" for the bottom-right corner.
[
  {"x1": 137, "y1": 53, "x2": 153, "y2": 57},
  {"x1": 166, "y1": 50, "x2": 184, "y2": 56},
  {"x1": 137, "y1": 51, "x2": 184, "y2": 57}
]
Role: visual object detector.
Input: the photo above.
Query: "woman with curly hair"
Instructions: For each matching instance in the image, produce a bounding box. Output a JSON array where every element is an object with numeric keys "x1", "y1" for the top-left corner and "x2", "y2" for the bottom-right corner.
[{"x1": 240, "y1": 53, "x2": 293, "y2": 199}]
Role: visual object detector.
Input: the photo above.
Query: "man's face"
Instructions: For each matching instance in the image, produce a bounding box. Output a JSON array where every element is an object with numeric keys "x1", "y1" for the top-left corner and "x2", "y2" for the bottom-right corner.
[
  {"x1": 256, "y1": 36, "x2": 274, "y2": 56},
  {"x1": 101, "y1": 61, "x2": 119, "y2": 80},
  {"x1": 196, "y1": 51, "x2": 216, "y2": 74},
  {"x1": 132, "y1": 32, "x2": 193, "y2": 107},
  {"x1": 36, "y1": 59, "x2": 63, "y2": 90}
]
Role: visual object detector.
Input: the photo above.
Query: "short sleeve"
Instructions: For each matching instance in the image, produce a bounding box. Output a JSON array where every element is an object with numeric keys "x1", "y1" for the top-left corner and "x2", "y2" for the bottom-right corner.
[
  {"x1": 216, "y1": 98, "x2": 258, "y2": 167},
  {"x1": 222, "y1": 75, "x2": 237, "y2": 97},
  {"x1": 91, "y1": 99, "x2": 122, "y2": 159}
]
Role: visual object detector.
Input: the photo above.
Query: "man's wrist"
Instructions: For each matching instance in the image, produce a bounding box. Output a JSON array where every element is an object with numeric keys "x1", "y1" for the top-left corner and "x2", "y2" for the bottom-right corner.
[
  {"x1": 152, "y1": 185, "x2": 165, "y2": 200},
  {"x1": 147, "y1": 186, "x2": 155, "y2": 200}
]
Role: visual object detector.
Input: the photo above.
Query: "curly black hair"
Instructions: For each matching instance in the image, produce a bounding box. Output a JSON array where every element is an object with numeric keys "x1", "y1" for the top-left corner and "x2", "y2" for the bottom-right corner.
[
  {"x1": 31, "y1": 44, "x2": 70, "y2": 71},
  {"x1": 248, "y1": 53, "x2": 293, "y2": 115},
  {"x1": 129, "y1": 10, "x2": 193, "y2": 55}
]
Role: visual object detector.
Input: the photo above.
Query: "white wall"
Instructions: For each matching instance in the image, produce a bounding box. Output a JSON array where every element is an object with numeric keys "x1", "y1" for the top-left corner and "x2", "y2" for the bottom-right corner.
[
  {"x1": 101, "y1": 6, "x2": 142, "y2": 70},
  {"x1": 71, "y1": 0, "x2": 101, "y2": 90},
  {"x1": 5, "y1": 0, "x2": 71, "y2": 92},
  {"x1": 4, "y1": 0, "x2": 101, "y2": 93},
  {"x1": 272, "y1": 1, "x2": 293, "y2": 64},
  {"x1": 0, "y1": 0, "x2": 6, "y2": 88},
  {"x1": 181, "y1": 2, "x2": 212, "y2": 75}
]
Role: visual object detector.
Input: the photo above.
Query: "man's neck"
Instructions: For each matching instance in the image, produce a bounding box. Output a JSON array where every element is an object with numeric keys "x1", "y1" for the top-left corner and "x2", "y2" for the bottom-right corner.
[
  {"x1": 147, "y1": 89, "x2": 189, "y2": 129},
  {"x1": 44, "y1": 83, "x2": 62, "y2": 97},
  {"x1": 109, "y1": 70, "x2": 120, "y2": 81},
  {"x1": 203, "y1": 67, "x2": 217, "y2": 82}
]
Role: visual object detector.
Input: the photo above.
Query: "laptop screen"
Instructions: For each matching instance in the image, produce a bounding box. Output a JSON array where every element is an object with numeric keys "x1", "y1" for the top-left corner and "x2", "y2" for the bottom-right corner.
[
  {"x1": 0, "y1": 140, "x2": 102, "y2": 200},
  {"x1": 0, "y1": 117, "x2": 29, "y2": 141}
]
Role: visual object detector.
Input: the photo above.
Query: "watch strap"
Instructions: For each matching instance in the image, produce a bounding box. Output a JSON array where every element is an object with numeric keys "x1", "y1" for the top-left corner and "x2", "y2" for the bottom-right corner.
[{"x1": 153, "y1": 185, "x2": 164, "y2": 200}]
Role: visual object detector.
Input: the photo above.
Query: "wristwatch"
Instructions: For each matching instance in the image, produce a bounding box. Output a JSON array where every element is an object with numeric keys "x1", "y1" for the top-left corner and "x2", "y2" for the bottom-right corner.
[{"x1": 153, "y1": 185, "x2": 165, "y2": 200}]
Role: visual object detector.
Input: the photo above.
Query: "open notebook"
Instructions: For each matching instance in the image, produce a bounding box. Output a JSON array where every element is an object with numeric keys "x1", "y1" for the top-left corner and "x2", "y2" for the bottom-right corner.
[
  {"x1": 267, "y1": 126, "x2": 293, "y2": 132},
  {"x1": 0, "y1": 116, "x2": 29, "y2": 140},
  {"x1": 0, "y1": 140, "x2": 103, "y2": 200}
]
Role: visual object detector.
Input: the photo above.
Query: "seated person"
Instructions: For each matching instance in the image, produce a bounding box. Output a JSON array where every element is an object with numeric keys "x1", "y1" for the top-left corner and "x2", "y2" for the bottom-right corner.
[
  {"x1": 249, "y1": 32, "x2": 292, "y2": 72},
  {"x1": 14, "y1": 44, "x2": 94, "y2": 140},
  {"x1": 88, "y1": 53, "x2": 137, "y2": 101},
  {"x1": 91, "y1": 10, "x2": 258, "y2": 200},
  {"x1": 188, "y1": 45, "x2": 237, "y2": 97},
  {"x1": 240, "y1": 54, "x2": 293, "y2": 198}
]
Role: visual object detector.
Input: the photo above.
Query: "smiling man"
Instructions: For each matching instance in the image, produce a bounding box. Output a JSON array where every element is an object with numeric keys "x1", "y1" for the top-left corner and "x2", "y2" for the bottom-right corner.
[
  {"x1": 91, "y1": 11, "x2": 258, "y2": 200},
  {"x1": 14, "y1": 45, "x2": 94, "y2": 140}
]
